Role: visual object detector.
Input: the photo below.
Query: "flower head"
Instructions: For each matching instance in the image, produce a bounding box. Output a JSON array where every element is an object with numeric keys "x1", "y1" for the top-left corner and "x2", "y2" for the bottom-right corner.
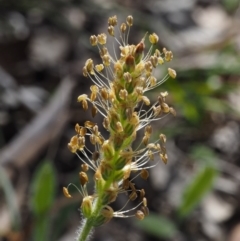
[{"x1": 66, "y1": 15, "x2": 176, "y2": 229}]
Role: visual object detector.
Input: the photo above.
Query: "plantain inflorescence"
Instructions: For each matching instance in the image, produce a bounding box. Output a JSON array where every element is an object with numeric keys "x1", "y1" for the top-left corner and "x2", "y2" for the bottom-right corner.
[{"x1": 64, "y1": 15, "x2": 176, "y2": 241}]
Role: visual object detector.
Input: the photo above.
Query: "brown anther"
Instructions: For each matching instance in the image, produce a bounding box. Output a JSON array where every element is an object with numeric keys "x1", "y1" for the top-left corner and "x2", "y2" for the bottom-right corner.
[
  {"x1": 80, "y1": 127, "x2": 87, "y2": 136},
  {"x1": 95, "y1": 64, "x2": 104, "y2": 72},
  {"x1": 90, "y1": 35, "x2": 98, "y2": 46},
  {"x1": 158, "y1": 57, "x2": 164, "y2": 64},
  {"x1": 158, "y1": 95, "x2": 164, "y2": 105},
  {"x1": 159, "y1": 134, "x2": 167, "y2": 144},
  {"x1": 129, "y1": 181, "x2": 136, "y2": 192},
  {"x1": 153, "y1": 106, "x2": 161, "y2": 116},
  {"x1": 67, "y1": 144, "x2": 75, "y2": 153},
  {"x1": 90, "y1": 85, "x2": 99, "y2": 101},
  {"x1": 141, "y1": 206, "x2": 149, "y2": 216},
  {"x1": 149, "y1": 76, "x2": 157, "y2": 87},
  {"x1": 84, "y1": 121, "x2": 96, "y2": 128},
  {"x1": 90, "y1": 134, "x2": 96, "y2": 145},
  {"x1": 155, "y1": 143, "x2": 161, "y2": 151},
  {"x1": 92, "y1": 104, "x2": 98, "y2": 117},
  {"x1": 79, "y1": 171, "x2": 88, "y2": 186},
  {"x1": 102, "y1": 54, "x2": 111, "y2": 66},
  {"x1": 161, "y1": 103, "x2": 170, "y2": 113},
  {"x1": 75, "y1": 123, "x2": 81, "y2": 134},
  {"x1": 97, "y1": 33, "x2": 107, "y2": 45},
  {"x1": 81, "y1": 163, "x2": 89, "y2": 172},
  {"x1": 100, "y1": 88, "x2": 109, "y2": 101},
  {"x1": 149, "y1": 33, "x2": 159, "y2": 44},
  {"x1": 92, "y1": 125, "x2": 99, "y2": 135},
  {"x1": 160, "y1": 153, "x2": 168, "y2": 164},
  {"x1": 82, "y1": 100, "x2": 88, "y2": 110},
  {"x1": 126, "y1": 15, "x2": 133, "y2": 26},
  {"x1": 143, "y1": 197, "x2": 147, "y2": 207},
  {"x1": 140, "y1": 189, "x2": 145, "y2": 199},
  {"x1": 143, "y1": 136, "x2": 149, "y2": 146},
  {"x1": 129, "y1": 191, "x2": 138, "y2": 201},
  {"x1": 165, "y1": 51, "x2": 173, "y2": 62},
  {"x1": 85, "y1": 59, "x2": 95, "y2": 75},
  {"x1": 160, "y1": 91, "x2": 168, "y2": 99},
  {"x1": 108, "y1": 15, "x2": 117, "y2": 26},
  {"x1": 154, "y1": 49, "x2": 161, "y2": 57},
  {"x1": 140, "y1": 169, "x2": 149, "y2": 180},
  {"x1": 77, "y1": 136, "x2": 85, "y2": 150},
  {"x1": 63, "y1": 187, "x2": 72, "y2": 198},
  {"x1": 147, "y1": 150, "x2": 154, "y2": 161},
  {"x1": 150, "y1": 55, "x2": 158, "y2": 68},
  {"x1": 147, "y1": 143, "x2": 155, "y2": 149},
  {"x1": 120, "y1": 23, "x2": 127, "y2": 33},
  {"x1": 141, "y1": 96, "x2": 150, "y2": 106},
  {"x1": 92, "y1": 151, "x2": 100, "y2": 162},
  {"x1": 135, "y1": 210, "x2": 145, "y2": 220},
  {"x1": 168, "y1": 68, "x2": 177, "y2": 78},
  {"x1": 145, "y1": 125, "x2": 152, "y2": 135},
  {"x1": 83, "y1": 66, "x2": 88, "y2": 77},
  {"x1": 103, "y1": 117, "x2": 110, "y2": 129},
  {"x1": 78, "y1": 94, "x2": 88, "y2": 103},
  {"x1": 145, "y1": 61, "x2": 153, "y2": 73},
  {"x1": 108, "y1": 26, "x2": 115, "y2": 36},
  {"x1": 122, "y1": 179, "x2": 130, "y2": 190},
  {"x1": 99, "y1": 47, "x2": 108, "y2": 57}
]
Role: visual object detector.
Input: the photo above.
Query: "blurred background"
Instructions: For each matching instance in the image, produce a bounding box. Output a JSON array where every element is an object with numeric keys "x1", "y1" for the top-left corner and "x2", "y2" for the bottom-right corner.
[{"x1": 0, "y1": 0, "x2": 240, "y2": 241}]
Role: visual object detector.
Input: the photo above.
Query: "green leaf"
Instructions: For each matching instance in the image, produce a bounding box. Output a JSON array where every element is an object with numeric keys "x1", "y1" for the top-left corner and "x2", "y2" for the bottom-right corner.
[
  {"x1": 136, "y1": 213, "x2": 177, "y2": 239},
  {"x1": 178, "y1": 167, "x2": 217, "y2": 217},
  {"x1": 33, "y1": 216, "x2": 51, "y2": 241},
  {"x1": 30, "y1": 160, "x2": 56, "y2": 216}
]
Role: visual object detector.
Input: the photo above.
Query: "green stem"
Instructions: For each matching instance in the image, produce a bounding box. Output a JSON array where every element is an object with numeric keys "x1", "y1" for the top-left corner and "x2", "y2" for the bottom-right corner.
[
  {"x1": 76, "y1": 180, "x2": 114, "y2": 241},
  {"x1": 77, "y1": 218, "x2": 93, "y2": 241}
]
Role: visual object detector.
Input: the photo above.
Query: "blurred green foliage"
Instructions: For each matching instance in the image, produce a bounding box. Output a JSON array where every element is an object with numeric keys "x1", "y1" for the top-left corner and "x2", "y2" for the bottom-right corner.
[
  {"x1": 30, "y1": 160, "x2": 56, "y2": 241},
  {"x1": 137, "y1": 213, "x2": 178, "y2": 239}
]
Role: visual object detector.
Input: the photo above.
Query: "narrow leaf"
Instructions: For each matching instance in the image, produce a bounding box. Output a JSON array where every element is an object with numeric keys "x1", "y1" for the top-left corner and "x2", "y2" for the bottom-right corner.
[
  {"x1": 30, "y1": 160, "x2": 56, "y2": 216},
  {"x1": 137, "y1": 213, "x2": 177, "y2": 239},
  {"x1": 178, "y1": 167, "x2": 217, "y2": 217}
]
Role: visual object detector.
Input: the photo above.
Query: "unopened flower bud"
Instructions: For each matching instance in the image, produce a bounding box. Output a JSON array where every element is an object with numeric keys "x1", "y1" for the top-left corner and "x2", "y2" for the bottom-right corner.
[
  {"x1": 81, "y1": 196, "x2": 93, "y2": 218},
  {"x1": 124, "y1": 55, "x2": 135, "y2": 73}
]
